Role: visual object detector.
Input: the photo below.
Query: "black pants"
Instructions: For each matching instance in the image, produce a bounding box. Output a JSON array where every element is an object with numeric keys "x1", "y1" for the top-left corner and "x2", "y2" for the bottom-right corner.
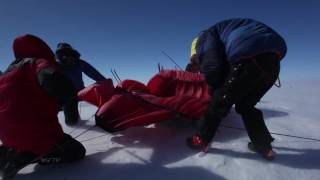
[
  {"x1": 198, "y1": 53, "x2": 280, "y2": 147},
  {"x1": 0, "y1": 133, "x2": 85, "y2": 177},
  {"x1": 39, "y1": 133, "x2": 86, "y2": 164}
]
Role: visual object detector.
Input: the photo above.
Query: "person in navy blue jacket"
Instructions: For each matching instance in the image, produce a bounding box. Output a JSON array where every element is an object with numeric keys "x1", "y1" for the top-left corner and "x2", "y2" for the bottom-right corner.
[
  {"x1": 186, "y1": 18, "x2": 287, "y2": 160},
  {"x1": 55, "y1": 43, "x2": 106, "y2": 92}
]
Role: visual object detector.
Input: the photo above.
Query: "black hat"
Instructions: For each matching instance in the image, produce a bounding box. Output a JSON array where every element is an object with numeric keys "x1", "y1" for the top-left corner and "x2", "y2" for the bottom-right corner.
[{"x1": 55, "y1": 42, "x2": 80, "y2": 58}]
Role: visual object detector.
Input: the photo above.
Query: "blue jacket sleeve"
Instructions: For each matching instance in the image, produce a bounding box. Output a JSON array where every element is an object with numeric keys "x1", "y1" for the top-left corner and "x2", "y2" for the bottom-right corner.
[
  {"x1": 79, "y1": 60, "x2": 106, "y2": 82},
  {"x1": 197, "y1": 29, "x2": 228, "y2": 89}
]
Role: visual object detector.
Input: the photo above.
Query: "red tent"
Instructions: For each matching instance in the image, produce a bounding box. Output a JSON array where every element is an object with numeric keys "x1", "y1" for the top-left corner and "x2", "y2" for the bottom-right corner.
[{"x1": 78, "y1": 70, "x2": 210, "y2": 132}]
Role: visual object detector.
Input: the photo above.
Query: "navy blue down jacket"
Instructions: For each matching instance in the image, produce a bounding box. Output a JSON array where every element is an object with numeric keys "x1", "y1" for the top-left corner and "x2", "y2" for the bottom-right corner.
[{"x1": 195, "y1": 18, "x2": 287, "y2": 88}]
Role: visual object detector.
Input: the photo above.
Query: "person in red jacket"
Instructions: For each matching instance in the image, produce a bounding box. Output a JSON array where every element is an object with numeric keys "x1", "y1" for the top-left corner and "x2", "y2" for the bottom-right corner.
[{"x1": 0, "y1": 34, "x2": 86, "y2": 179}]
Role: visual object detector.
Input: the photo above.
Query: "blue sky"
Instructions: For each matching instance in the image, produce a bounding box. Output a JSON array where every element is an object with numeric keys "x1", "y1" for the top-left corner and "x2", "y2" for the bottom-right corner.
[{"x1": 0, "y1": 0, "x2": 319, "y2": 83}]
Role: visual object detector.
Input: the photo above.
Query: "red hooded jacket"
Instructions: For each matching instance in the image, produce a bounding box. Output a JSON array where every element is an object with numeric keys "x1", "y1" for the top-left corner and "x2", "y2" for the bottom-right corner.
[{"x1": 0, "y1": 35, "x2": 64, "y2": 155}]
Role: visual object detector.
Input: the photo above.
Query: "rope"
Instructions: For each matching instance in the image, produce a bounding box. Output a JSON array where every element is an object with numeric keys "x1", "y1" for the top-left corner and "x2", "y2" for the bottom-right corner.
[
  {"x1": 80, "y1": 134, "x2": 108, "y2": 143},
  {"x1": 67, "y1": 103, "x2": 94, "y2": 136},
  {"x1": 74, "y1": 104, "x2": 320, "y2": 143},
  {"x1": 221, "y1": 124, "x2": 320, "y2": 142},
  {"x1": 74, "y1": 124, "x2": 97, "y2": 139}
]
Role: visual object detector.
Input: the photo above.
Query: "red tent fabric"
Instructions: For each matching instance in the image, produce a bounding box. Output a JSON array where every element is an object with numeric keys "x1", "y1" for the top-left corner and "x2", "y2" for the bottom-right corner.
[
  {"x1": 117, "y1": 79, "x2": 149, "y2": 94},
  {"x1": 95, "y1": 94, "x2": 175, "y2": 132},
  {"x1": 79, "y1": 70, "x2": 210, "y2": 132},
  {"x1": 78, "y1": 79, "x2": 115, "y2": 107},
  {"x1": 147, "y1": 70, "x2": 209, "y2": 99}
]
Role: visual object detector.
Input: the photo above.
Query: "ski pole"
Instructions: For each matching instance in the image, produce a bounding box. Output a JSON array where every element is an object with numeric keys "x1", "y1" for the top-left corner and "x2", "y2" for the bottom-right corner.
[
  {"x1": 110, "y1": 69, "x2": 120, "y2": 84},
  {"x1": 161, "y1": 51, "x2": 183, "y2": 70},
  {"x1": 113, "y1": 69, "x2": 122, "y2": 82}
]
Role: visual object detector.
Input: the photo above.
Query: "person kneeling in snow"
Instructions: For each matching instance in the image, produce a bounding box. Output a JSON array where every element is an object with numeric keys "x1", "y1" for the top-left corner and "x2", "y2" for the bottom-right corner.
[
  {"x1": 186, "y1": 18, "x2": 287, "y2": 160},
  {"x1": 0, "y1": 34, "x2": 86, "y2": 178}
]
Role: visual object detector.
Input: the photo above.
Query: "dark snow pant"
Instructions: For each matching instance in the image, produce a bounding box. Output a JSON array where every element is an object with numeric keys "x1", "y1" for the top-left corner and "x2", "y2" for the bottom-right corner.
[
  {"x1": 0, "y1": 133, "x2": 85, "y2": 177},
  {"x1": 39, "y1": 133, "x2": 86, "y2": 164},
  {"x1": 0, "y1": 133, "x2": 85, "y2": 166},
  {"x1": 0, "y1": 146, "x2": 37, "y2": 178},
  {"x1": 198, "y1": 53, "x2": 280, "y2": 147}
]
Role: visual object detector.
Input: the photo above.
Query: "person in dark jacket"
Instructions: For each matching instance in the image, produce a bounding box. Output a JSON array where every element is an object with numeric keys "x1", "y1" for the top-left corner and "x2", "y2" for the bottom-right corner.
[
  {"x1": 0, "y1": 34, "x2": 86, "y2": 179},
  {"x1": 55, "y1": 43, "x2": 106, "y2": 92},
  {"x1": 186, "y1": 18, "x2": 287, "y2": 160},
  {"x1": 185, "y1": 62, "x2": 200, "y2": 73}
]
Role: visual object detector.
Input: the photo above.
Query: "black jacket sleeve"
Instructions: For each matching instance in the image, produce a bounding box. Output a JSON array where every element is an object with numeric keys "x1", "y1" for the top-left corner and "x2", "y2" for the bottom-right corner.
[
  {"x1": 198, "y1": 29, "x2": 229, "y2": 89},
  {"x1": 37, "y1": 67, "x2": 79, "y2": 126},
  {"x1": 79, "y1": 60, "x2": 106, "y2": 82}
]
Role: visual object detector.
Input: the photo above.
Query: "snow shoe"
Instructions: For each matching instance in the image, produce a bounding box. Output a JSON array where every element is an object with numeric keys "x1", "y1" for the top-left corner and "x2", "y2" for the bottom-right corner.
[{"x1": 248, "y1": 142, "x2": 275, "y2": 161}]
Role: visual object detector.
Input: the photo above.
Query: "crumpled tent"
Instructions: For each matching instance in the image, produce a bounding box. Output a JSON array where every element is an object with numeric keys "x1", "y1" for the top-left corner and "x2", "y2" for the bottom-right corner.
[
  {"x1": 147, "y1": 69, "x2": 209, "y2": 99},
  {"x1": 78, "y1": 79, "x2": 115, "y2": 107},
  {"x1": 78, "y1": 70, "x2": 209, "y2": 132}
]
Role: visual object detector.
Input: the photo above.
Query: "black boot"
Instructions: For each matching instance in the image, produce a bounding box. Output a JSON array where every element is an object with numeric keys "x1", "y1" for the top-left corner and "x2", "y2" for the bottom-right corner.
[
  {"x1": 38, "y1": 133, "x2": 85, "y2": 165},
  {"x1": 248, "y1": 142, "x2": 275, "y2": 161},
  {"x1": 0, "y1": 146, "x2": 37, "y2": 179}
]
